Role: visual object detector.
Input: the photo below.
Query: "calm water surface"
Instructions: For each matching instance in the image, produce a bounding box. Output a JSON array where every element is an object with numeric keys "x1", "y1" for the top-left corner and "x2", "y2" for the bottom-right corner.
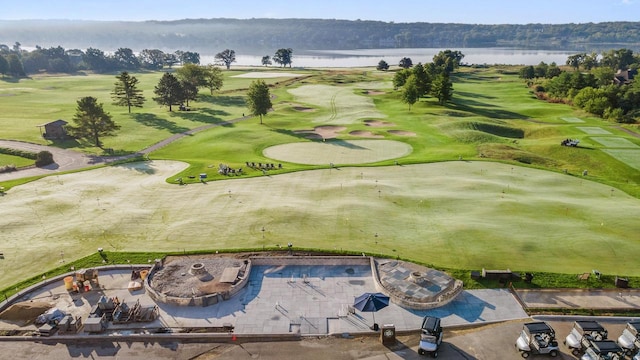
[{"x1": 201, "y1": 48, "x2": 577, "y2": 68}]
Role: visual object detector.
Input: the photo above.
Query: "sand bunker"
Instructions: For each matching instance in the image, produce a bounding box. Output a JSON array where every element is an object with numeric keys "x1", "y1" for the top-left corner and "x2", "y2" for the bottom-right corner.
[
  {"x1": 263, "y1": 139, "x2": 412, "y2": 165},
  {"x1": 294, "y1": 125, "x2": 346, "y2": 140},
  {"x1": 350, "y1": 130, "x2": 384, "y2": 138},
  {"x1": 366, "y1": 90, "x2": 386, "y2": 95},
  {"x1": 232, "y1": 72, "x2": 303, "y2": 78},
  {"x1": 364, "y1": 120, "x2": 396, "y2": 127},
  {"x1": 388, "y1": 130, "x2": 417, "y2": 137}
]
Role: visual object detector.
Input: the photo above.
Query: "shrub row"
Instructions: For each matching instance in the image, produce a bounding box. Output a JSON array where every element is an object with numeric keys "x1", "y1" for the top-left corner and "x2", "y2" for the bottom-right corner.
[
  {"x1": 0, "y1": 147, "x2": 38, "y2": 159},
  {"x1": 0, "y1": 164, "x2": 17, "y2": 173}
]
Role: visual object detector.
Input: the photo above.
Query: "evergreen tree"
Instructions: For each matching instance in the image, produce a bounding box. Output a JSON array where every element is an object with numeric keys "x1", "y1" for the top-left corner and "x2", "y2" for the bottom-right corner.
[
  {"x1": 67, "y1": 96, "x2": 120, "y2": 148},
  {"x1": 111, "y1": 71, "x2": 145, "y2": 113},
  {"x1": 153, "y1": 73, "x2": 184, "y2": 111}
]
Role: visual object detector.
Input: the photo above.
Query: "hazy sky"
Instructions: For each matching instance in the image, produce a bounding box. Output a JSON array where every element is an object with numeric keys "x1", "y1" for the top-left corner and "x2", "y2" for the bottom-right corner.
[{"x1": 2, "y1": 0, "x2": 639, "y2": 24}]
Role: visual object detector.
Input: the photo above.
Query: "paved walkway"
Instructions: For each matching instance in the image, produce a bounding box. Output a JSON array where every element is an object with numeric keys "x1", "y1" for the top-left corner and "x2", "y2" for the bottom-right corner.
[
  {"x1": 0, "y1": 266, "x2": 528, "y2": 336},
  {"x1": 4, "y1": 265, "x2": 640, "y2": 339},
  {"x1": 517, "y1": 288, "x2": 640, "y2": 309}
]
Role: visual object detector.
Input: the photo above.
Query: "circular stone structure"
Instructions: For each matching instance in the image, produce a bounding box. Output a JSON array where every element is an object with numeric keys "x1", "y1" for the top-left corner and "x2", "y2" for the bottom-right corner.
[
  {"x1": 147, "y1": 255, "x2": 248, "y2": 301},
  {"x1": 263, "y1": 139, "x2": 413, "y2": 165},
  {"x1": 188, "y1": 262, "x2": 207, "y2": 276},
  {"x1": 146, "y1": 253, "x2": 461, "y2": 310}
]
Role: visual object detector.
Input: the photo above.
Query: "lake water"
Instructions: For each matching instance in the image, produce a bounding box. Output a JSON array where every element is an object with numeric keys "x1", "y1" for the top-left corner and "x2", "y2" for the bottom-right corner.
[{"x1": 201, "y1": 48, "x2": 578, "y2": 68}]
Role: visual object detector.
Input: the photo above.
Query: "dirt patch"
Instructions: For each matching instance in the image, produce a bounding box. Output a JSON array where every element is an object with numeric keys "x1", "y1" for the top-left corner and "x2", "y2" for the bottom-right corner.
[
  {"x1": 349, "y1": 130, "x2": 384, "y2": 138},
  {"x1": 364, "y1": 120, "x2": 396, "y2": 127},
  {"x1": 149, "y1": 255, "x2": 247, "y2": 297},
  {"x1": 388, "y1": 130, "x2": 416, "y2": 137},
  {"x1": 0, "y1": 301, "x2": 52, "y2": 325}
]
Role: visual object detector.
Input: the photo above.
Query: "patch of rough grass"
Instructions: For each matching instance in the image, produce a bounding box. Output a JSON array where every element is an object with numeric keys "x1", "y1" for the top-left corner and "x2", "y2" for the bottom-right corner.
[
  {"x1": 288, "y1": 84, "x2": 386, "y2": 124},
  {"x1": 439, "y1": 121, "x2": 524, "y2": 143},
  {"x1": 470, "y1": 122, "x2": 524, "y2": 139},
  {"x1": 477, "y1": 144, "x2": 560, "y2": 167}
]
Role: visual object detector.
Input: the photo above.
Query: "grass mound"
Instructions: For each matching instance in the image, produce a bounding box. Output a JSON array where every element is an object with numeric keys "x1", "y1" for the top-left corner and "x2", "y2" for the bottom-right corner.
[{"x1": 478, "y1": 144, "x2": 560, "y2": 167}]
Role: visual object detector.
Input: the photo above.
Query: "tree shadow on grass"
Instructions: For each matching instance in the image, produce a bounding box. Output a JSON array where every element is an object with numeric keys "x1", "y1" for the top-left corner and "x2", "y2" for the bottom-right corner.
[
  {"x1": 199, "y1": 94, "x2": 247, "y2": 107},
  {"x1": 271, "y1": 128, "x2": 318, "y2": 141},
  {"x1": 456, "y1": 90, "x2": 496, "y2": 100},
  {"x1": 169, "y1": 107, "x2": 233, "y2": 125},
  {"x1": 447, "y1": 98, "x2": 530, "y2": 120},
  {"x1": 132, "y1": 113, "x2": 190, "y2": 134},
  {"x1": 47, "y1": 138, "x2": 81, "y2": 149},
  {"x1": 326, "y1": 139, "x2": 368, "y2": 149}
]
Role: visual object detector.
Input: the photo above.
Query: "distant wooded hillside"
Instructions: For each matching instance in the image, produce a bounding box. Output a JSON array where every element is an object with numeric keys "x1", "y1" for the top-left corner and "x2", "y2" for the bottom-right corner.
[{"x1": 1, "y1": 19, "x2": 639, "y2": 53}]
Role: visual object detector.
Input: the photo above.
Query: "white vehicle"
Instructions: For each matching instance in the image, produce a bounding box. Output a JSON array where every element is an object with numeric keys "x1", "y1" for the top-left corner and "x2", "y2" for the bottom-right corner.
[
  {"x1": 580, "y1": 340, "x2": 624, "y2": 360},
  {"x1": 515, "y1": 322, "x2": 559, "y2": 358},
  {"x1": 564, "y1": 320, "x2": 608, "y2": 356},
  {"x1": 617, "y1": 321, "x2": 640, "y2": 356},
  {"x1": 418, "y1": 316, "x2": 443, "y2": 358}
]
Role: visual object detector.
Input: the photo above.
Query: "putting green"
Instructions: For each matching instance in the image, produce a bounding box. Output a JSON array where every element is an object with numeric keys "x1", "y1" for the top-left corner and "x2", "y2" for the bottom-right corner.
[
  {"x1": 1, "y1": 160, "x2": 640, "y2": 290},
  {"x1": 263, "y1": 139, "x2": 413, "y2": 165}
]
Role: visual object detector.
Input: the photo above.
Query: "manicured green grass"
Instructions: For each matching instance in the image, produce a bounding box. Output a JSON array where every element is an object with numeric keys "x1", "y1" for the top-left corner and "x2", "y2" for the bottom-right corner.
[
  {"x1": 1, "y1": 66, "x2": 640, "y2": 294},
  {"x1": 0, "y1": 153, "x2": 33, "y2": 168},
  {"x1": 0, "y1": 69, "x2": 295, "y2": 153}
]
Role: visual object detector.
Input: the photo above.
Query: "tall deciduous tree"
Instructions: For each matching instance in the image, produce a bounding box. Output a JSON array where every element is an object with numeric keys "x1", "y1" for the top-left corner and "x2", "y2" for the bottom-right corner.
[
  {"x1": 401, "y1": 75, "x2": 419, "y2": 110},
  {"x1": 203, "y1": 65, "x2": 224, "y2": 95},
  {"x1": 215, "y1": 49, "x2": 236, "y2": 69},
  {"x1": 111, "y1": 71, "x2": 145, "y2": 113},
  {"x1": 261, "y1": 55, "x2": 272, "y2": 67},
  {"x1": 153, "y1": 72, "x2": 184, "y2": 111},
  {"x1": 273, "y1": 48, "x2": 293, "y2": 67},
  {"x1": 399, "y1": 57, "x2": 413, "y2": 69},
  {"x1": 176, "y1": 63, "x2": 206, "y2": 105},
  {"x1": 139, "y1": 49, "x2": 165, "y2": 70},
  {"x1": 113, "y1": 48, "x2": 140, "y2": 70},
  {"x1": 377, "y1": 59, "x2": 389, "y2": 71},
  {"x1": 412, "y1": 63, "x2": 431, "y2": 98},
  {"x1": 433, "y1": 50, "x2": 464, "y2": 74},
  {"x1": 246, "y1": 80, "x2": 272, "y2": 124},
  {"x1": 68, "y1": 96, "x2": 120, "y2": 148},
  {"x1": 431, "y1": 73, "x2": 453, "y2": 105},
  {"x1": 0, "y1": 55, "x2": 8, "y2": 76},
  {"x1": 177, "y1": 51, "x2": 200, "y2": 65}
]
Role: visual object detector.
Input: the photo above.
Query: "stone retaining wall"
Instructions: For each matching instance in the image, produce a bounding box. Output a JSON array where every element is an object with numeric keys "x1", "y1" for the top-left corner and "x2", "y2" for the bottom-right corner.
[
  {"x1": 250, "y1": 255, "x2": 371, "y2": 266},
  {"x1": 0, "y1": 265, "x2": 150, "y2": 313},
  {"x1": 144, "y1": 257, "x2": 252, "y2": 307}
]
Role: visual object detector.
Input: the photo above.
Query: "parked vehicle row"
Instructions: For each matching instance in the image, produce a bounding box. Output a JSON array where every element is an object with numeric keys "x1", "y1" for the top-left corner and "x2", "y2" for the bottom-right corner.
[{"x1": 515, "y1": 320, "x2": 640, "y2": 359}]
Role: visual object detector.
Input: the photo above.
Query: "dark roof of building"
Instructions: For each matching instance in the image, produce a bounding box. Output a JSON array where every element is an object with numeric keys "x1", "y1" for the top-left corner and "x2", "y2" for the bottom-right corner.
[{"x1": 37, "y1": 119, "x2": 68, "y2": 127}]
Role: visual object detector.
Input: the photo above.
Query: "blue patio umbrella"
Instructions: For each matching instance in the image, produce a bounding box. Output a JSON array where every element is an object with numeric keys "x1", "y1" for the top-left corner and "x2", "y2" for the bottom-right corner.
[{"x1": 353, "y1": 292, "x2": 389, "y2": 328}]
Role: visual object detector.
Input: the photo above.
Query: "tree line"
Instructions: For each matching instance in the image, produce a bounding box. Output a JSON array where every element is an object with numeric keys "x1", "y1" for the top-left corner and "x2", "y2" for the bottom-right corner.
[
  {"x1": 2, "y1": 19, "x2": 640, "y2": 54},
  {"x1": 0, "y1": 43, "x2": 294, "y2": 76},
  {"x1": 520, "y1": 48, "x2": 640, "y2": 123}
]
